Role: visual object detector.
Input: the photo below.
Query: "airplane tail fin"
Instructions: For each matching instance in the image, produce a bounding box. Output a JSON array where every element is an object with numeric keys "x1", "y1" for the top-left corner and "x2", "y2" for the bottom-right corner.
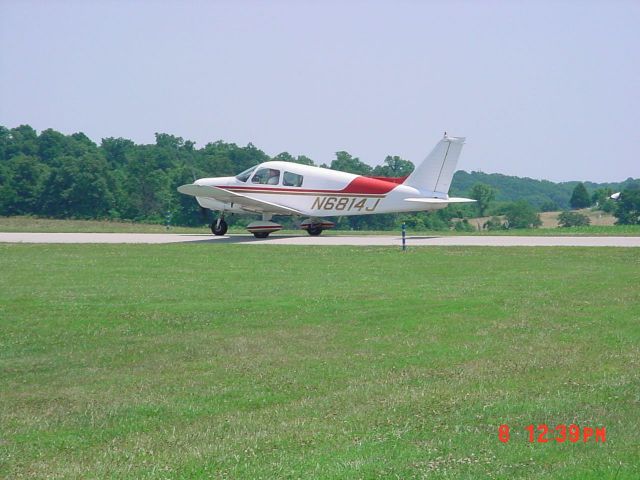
[{"x1": 404, "y1": 134, "x2": 466, "y2": 194}]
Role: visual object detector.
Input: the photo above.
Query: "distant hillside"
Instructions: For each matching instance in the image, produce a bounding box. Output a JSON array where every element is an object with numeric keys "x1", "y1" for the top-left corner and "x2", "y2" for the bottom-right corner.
[{"x1": 450, "y1": 171, "x2": 639, "y2": 209}]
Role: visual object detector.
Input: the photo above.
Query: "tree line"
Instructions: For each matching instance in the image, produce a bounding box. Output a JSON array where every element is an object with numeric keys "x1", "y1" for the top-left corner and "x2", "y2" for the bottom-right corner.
[{"x1": 1, "y1": 125, "x2": 638, "y2": 229}]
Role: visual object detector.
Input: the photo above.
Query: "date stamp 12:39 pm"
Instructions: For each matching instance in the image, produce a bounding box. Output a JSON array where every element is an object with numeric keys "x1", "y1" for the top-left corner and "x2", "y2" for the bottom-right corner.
[{"x1": 498, "y1": 424, "x2": 606, "y2": 444}]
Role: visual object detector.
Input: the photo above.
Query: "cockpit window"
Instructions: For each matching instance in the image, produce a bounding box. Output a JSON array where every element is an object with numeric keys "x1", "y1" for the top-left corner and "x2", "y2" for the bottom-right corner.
[
  {"x1": 235, "y1": 166, "x2": 257, "y2": 182},
  {"x1": 251, "y1": 168, "x2": 280, "y2": 185},
  {"x1": 283, "y1": 171, "x2": 303, "y2": 187}
]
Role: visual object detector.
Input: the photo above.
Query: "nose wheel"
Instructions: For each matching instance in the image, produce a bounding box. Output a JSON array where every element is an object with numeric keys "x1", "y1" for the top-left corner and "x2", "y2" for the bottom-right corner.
[{"x1": 211, "y1": 218, "x2": 228, "y2": 236}]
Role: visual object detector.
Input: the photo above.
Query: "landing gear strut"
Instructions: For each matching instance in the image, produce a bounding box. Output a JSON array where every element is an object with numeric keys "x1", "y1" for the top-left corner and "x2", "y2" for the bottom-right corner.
[
  {"x1": 301, "y1": 218, "x2": 333, "y2": 236},
  {"x1": 246, "y1": 213, "x2": 282, "y2": 238},
  {"x1": 211, "y1": 216, "x2": 228, "y2": 236}
]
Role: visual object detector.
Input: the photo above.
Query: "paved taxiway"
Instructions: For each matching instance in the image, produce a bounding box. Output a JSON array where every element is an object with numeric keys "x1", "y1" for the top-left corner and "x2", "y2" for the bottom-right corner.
[{"x1": 1, "y1": 232, "x2": 639, "y2": 247}]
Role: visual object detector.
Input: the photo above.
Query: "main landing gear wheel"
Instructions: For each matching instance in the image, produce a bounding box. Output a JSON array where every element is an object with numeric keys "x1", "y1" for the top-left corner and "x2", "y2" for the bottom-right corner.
[
  {"x1": 307, "y1": 225, "x2": 323, "y2": 236},
  {"x1": 253, "y1": 232, "x2": 270, "y2": 239},
  {"x1": 211, "y1": 219, "x2": 228, "y2": 236}
]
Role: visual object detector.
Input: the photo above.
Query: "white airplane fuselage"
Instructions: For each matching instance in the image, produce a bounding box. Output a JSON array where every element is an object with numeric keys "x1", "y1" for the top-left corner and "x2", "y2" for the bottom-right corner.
[
  {"x1": 178, "y1": 134, "x2": 473, "y2": 237},
  {"x1": 193, "y1": 161, "x2": 449, "y2": 217}
]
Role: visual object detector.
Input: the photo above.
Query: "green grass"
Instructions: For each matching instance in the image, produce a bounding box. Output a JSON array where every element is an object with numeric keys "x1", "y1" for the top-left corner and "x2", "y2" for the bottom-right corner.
[
  {"x1": 2, "y1": 216, "x2": 640, "y2": 236},
  {"x1": 1, "y1": 245, "x2": 639, "y2": 478},
  {"x1": 0, "y1": 216, "x2": 203, "y2": 233}
]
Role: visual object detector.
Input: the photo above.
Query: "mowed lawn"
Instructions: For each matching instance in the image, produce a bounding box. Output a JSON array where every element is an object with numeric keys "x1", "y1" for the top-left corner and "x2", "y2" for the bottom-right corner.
[{"x1": 1, "y1": 245, "x2": 639, "y2": 479}]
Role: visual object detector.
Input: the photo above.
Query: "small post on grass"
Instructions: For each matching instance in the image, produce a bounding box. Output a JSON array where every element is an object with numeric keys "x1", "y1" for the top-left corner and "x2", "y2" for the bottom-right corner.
[
  {"x1": 165, "y1": 210, "x2": 172, "y2": 231},
  {"x1": 401, "y1": 222, "x2": 406, "y2": 251}
]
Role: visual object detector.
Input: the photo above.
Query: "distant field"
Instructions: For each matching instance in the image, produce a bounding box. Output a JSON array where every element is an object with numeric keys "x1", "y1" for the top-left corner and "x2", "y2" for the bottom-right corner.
[
  {"x1": 473, "y1": 208, "x2": 617, "y2": 229},
  {"x1": 1, "y1": 245, "x2": 639, "y2": 478},
  {"x1": 2, "y1": 215, "x2": 640, "y2": 236}
]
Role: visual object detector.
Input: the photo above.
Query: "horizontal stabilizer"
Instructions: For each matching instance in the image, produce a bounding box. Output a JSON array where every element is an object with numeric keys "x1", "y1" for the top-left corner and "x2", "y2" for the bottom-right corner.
[{"x1": 404, "y1": 197, "x2": 476, "y2": 204}]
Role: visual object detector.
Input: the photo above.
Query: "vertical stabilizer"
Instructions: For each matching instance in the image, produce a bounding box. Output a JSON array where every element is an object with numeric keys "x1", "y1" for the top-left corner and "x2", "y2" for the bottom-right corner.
[{"x1": 404, "y1": 134, "x2": 466, "y2": 194}]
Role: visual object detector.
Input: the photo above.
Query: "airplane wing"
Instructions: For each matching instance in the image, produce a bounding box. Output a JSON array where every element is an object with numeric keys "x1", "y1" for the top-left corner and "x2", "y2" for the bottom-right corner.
[
  {"x1": 177, "y1": 184, "x2": 304, "y2": 215},
  {"x1": 404, "y1": 197, "x2": 476, "y2": 204}
]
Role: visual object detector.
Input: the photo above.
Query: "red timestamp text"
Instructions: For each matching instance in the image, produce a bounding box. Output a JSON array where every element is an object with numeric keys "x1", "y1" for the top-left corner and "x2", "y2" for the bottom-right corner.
[{"x1": 498, "y1": 424, "x2": 606, "y2": 443}]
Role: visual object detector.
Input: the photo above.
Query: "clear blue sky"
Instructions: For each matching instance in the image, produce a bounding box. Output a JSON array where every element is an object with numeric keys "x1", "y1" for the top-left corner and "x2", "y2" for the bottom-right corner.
[{"x1": 1, "y1": 0, "x2": 638, "y2": 182}]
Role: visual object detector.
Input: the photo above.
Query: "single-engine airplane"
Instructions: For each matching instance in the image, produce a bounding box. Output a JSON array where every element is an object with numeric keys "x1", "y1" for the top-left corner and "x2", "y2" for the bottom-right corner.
[{"x1": 178, "y1": 133, "x2": 474, "y2": 238}]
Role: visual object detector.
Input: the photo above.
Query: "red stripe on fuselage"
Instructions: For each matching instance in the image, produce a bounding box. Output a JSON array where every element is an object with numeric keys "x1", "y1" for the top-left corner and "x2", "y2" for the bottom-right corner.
[
  {"x1": 366, "y1": 175, "x2": 408, "y2": 185},
  {"x1": 341, "y1": 176, "x2": 400, "y2": 194}
]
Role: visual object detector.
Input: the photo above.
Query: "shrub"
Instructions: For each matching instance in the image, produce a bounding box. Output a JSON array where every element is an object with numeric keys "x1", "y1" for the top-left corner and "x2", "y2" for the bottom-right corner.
[
  {"x1": 557, "y1": 211, "x2": 591, "y2": 227},
  {"x1": 483, "y1": 216, "x2": 506, "y2": 230},
  {"x1": 453, "y1": 219, "x2": 475, "y2": 232},
  {"x1": 599, "y1": 199, "x2": 616, "y2": 214},
  {"x1": 504, "y1": 201, "x2": 542, "y2": 229}
]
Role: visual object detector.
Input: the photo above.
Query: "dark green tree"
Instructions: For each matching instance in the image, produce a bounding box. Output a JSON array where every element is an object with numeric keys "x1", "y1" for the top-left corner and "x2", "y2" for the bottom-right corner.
[
  {"x1": 0, "y1": 126, "x2": 10, "y2": 161},
  {"x1": 614, "y1": 189, "x2": 640, "y2": 225},
  {"x1": 469, "y1": 183, "x2": 496, "y2": 216},
  {"x1": 40, "y1": 153, "x2": 114, "y2": 218},
  {"x1": 504, "y1": 200, "x2": 542, "y2": 229},
  {"x1": 590, "y1": 187, "x2": 616, "y2": 213},
  {"x1": 122, "y1": 148, "x2": 171, "y2": 219},
  {"x1": 5, "y1": 125, "x2": 39, "y2": 158},
  {"x1": 0, "y1": 155, "x2": 49, "y2": 215},
  {"x1": 38, "y1": 128, "x2": 68, "y2": 164},
  {"x1": 101, "y1": 137, "x2": 135, "y2": 167},
  {"x1": 540, "y1": 200, "x2": 559, "y2": 212},
  {"x1": 329, "y1": 151, "x2": 372, "y2": 175},
  {"x1": 273, "y1": 152, "x2": 295, "y2": 163},
  {"x1": 273, "y1": 152, "x2": 315, "y2": 166},
  {"x1": 155, "y1": 133, "x2": 184, "y2": 150},
  {"x1": 569, "y1": 183, "x2": 591, "y2": 209},
  {"x1": 294, "y1": 155, "x2": 315, "y2": 166},
  {"x1": 372, "y1": 155, "x2": 414, "y2": 177},
  {"x1": 591, "y1": 187, "x2": 613, "y2": 206}
]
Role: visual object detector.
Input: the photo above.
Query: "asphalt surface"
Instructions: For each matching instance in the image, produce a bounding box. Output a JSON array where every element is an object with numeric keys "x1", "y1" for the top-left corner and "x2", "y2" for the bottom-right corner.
[{"x1": 1, "y1": 232, "x2": 640, "y2": 247}]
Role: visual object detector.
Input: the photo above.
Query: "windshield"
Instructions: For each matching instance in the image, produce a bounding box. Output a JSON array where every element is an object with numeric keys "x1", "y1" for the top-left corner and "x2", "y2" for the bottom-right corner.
[{"x1": 235, "y1": 166, "x2": 257, "y2": 182}]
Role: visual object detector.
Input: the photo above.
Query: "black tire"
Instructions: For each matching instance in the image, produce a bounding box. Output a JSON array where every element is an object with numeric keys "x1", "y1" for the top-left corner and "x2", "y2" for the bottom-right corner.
[
  {"x1": 307, "y1": 225, "x2": 323, "y2": 236},
  {"x1": 211, "y1": 219, "x2": 228, "y2": 236},
  {"x1": 253, "y1": 231, "x2": 270, "y2": 239}
]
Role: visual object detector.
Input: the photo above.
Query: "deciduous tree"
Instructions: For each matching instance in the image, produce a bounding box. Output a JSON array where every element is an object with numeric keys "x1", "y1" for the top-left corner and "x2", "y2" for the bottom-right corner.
[
  {"x1": 470, "y1": 183, "x2": 496, "y2": 216},
  {"x1": 372, "y1": 155, "x2": 414, "y2": 177},
  {"x1": 330, "y1": 151, "x2": 372, "y2": 175},
  {"x1": 504, "y1": 200, "x2": 542, "y2": 229},
  {"x1": 614, "y1": 189, "x2": 640, "y2": 225},
  {"x1": 570, "y1": 182, "x2": 590, "y2": 209}
]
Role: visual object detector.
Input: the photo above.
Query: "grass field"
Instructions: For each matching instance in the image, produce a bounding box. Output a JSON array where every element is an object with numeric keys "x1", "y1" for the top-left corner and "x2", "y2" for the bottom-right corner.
[
  {"x1": 1, "y1": 245, "x2": 639, "y2": 478},
  {"x1": 2, "y1": 215, "x2": 640, "y2": 236},
  {"x1": 0, "y1": 216, "x2": 202, "y2": 234}
]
